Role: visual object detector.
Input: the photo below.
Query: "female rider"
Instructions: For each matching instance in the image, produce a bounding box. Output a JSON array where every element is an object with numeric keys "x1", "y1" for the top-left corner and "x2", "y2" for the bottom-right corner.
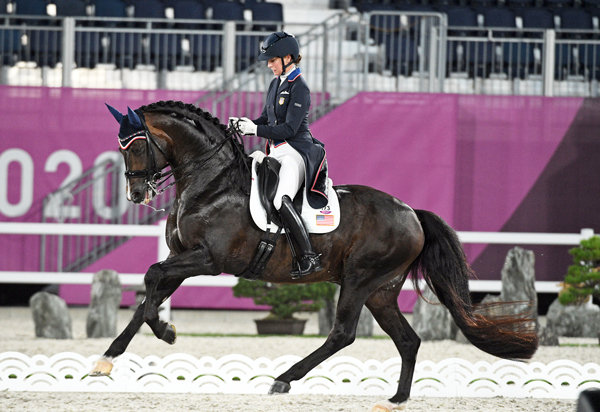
[{"x1": 230, "y1": 31, "x2": 328, "y2": 279}]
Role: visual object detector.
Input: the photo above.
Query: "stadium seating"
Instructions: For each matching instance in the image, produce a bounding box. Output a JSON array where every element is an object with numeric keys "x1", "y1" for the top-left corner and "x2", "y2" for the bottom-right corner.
[
  {"x1": 93, "y1": 0, "x2": 127, "y2": 18},
  {"x1": 54, "y1": 0, "x2": 88, "y2": 17},
  {"x1": 250, "y1": 2, "x2": 283, "y2": 32},
  {"x1": 437, "y1": 6, "x2": 479, "y2": 36},
  {"x1": 212, "y1": 1, "x2": 245, "y2": 21},
  {"x1": 520, "y1": 7, "x2": 555, "y2": 29},
  {"x1": 132, "y1": 0, "x2": 166, "y2": 19},
  {"x1": 557, "y1": 8, "x2": 593, "y2": 31},
  {"x1": 172, "y1": 0, "x2": 206, "y2": 22},
  {"x1": 13, "y1": 0, "x2": 47, "y2": 16}
]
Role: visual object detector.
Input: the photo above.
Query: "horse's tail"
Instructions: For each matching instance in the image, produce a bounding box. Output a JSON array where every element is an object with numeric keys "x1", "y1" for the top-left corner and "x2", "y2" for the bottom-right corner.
[{"x1": 409, "y1": 209, "x2": 539, "y2": 360}]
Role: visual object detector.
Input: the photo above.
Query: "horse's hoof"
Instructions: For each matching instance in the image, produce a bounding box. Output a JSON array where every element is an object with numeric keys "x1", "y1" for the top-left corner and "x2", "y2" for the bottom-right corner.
[
  {"x1": 370, "y1": 400, "x2": 407, "y2": 411},
  {"x1": 89, "y1": 357, "x2": 114, "y2": 377},
  {"x1": 268, "y1": 380, "x2": 291, "y2": 395},
  {"x1": 162, "y1": 323, "x2": 177, "y2": 345}
]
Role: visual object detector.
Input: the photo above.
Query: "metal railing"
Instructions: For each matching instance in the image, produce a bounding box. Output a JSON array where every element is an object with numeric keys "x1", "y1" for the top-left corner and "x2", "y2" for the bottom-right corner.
[
  {"x1": 362, "y1": 12, "x2": 600, "y2": 97},
  {"x1": 0, "y1": 14, "x2": 315, "y2": 89},
  {"x1": 194, "y1": 12, "x2": 359, "y2": 151},
  {"x1": 4, "y1": 12, "x2": 600, "y2": 98},
  {"x1": 362, "y1": 11, "x2": 448, "y2": 93}
]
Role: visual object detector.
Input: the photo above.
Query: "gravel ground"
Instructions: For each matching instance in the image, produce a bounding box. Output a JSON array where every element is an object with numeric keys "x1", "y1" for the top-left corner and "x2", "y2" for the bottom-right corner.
[{"x1": 1, "y1": 306, "x2": 596, "y2": 412}]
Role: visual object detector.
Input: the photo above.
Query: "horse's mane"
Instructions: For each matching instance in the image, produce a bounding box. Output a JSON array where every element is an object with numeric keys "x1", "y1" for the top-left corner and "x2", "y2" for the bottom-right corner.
[{"x1": 139, "y1": 100, "x2": 251, "y2": 194}]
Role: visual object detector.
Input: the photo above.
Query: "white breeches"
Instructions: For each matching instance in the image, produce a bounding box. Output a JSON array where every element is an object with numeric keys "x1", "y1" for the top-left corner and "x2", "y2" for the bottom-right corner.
[{"x1": 268, "y1": 142, "x2": 306, "y2": 210}]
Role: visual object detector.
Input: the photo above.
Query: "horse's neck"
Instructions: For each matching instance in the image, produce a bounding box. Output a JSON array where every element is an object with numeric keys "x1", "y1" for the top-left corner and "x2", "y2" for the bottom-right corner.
[{"x1": 171, "y1": 138, "x2": 237, "y2": 196}]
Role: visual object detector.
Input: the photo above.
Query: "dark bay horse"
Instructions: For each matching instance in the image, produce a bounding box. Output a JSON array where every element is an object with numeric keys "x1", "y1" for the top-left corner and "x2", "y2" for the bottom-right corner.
[{"x1": 92, "y1": 100, "x2": 538, "y2": 411}]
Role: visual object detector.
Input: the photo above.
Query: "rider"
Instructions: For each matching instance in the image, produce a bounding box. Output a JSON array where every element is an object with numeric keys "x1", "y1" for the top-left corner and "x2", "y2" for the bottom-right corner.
[{"x1": 230, "y1": 31, "x2": 328, "y2": 279}]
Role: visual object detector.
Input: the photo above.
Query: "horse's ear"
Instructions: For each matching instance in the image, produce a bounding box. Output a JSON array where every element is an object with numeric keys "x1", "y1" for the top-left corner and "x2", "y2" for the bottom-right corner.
[
  {"x1": 127, "y1": 106, "x2": 143, "y2": 129},
  {"x1": 105, "y1": 103, "x2": 124, "y2": 124}
]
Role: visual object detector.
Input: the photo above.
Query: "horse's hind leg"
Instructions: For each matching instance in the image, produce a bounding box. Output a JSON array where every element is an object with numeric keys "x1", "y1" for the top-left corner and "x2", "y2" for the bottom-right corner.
[
  {"x1": 269, "y1": 282, "x2": 370, "y2": 394},
  {"x1": 365, "y1": 280, "x2": 420, "y2": 410}
]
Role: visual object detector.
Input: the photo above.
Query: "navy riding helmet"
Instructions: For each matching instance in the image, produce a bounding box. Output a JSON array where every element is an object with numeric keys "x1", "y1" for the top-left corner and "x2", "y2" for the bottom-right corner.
[{"x1": 257, "y1": 31, "x2": 299, "y2": 67}]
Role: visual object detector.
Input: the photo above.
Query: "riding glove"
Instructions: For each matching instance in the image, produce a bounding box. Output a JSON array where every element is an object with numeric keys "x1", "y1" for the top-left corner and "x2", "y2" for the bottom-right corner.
[
  {"x1": 238, "y1": 117, "x2": 257, "y2": 136},
  {"x1": 228, "y1": 117, "x2": 239, "y2": 128}
]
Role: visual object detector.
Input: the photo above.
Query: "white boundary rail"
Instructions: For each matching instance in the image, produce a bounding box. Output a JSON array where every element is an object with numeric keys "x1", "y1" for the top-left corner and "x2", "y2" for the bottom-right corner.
[
  {"x1": 1, "y1": 352, "x2": 598, "y2": 398},
  {"x1": 0, "y1": 223, "x2": 595, "y2": 295}
]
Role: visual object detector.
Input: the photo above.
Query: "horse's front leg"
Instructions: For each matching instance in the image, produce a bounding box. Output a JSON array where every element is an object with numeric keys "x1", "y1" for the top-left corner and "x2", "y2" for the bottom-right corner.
[
  {"x1": 142, "y1": 246, "x2": 219, "y2": 341},
  {"x1": 142, "y1": 264, "x2": 182, "y2": 343},
  {"x1": 90, "y1": 281, "x2": 180, "y2": 376}
]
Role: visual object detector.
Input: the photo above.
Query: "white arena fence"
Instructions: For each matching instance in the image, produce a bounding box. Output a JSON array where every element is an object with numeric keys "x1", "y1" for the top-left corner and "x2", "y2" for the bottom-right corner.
[
  {"x1": 0, "y1": 352, "x2": 598, "y2": 399},
  {"x1": 0, "y1": 222, "x2": 593, "y2": 320},
  {"x1": 0, "y1": 221, "x2": 594, "y2": 293}
]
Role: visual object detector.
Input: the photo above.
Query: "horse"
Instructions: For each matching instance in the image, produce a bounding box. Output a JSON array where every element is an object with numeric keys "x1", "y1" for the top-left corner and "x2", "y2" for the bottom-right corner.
[{"x1": 92, "y1": 100, "x2": 538, "y2": 412}]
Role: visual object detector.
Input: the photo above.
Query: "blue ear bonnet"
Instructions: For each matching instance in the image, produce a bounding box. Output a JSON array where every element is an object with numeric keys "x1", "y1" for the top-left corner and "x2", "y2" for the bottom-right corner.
[{"x1": 106, "y1": 104, "x2": 146, "y2": 149}]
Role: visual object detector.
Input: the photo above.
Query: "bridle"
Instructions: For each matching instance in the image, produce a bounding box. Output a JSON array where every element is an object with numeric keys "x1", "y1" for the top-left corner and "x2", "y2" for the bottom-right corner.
[
  {"x1": 122, "y1": 113, "x2": 245, "y2": 202},
  {"x1": 121, "y1": 116, "x2": 170, "y2": 201}
]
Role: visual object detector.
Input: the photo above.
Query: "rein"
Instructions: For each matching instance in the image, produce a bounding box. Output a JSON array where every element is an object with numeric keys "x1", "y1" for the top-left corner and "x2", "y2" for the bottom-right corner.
[{"x1": 124, "y1": 113, "x2": 247, "y2": 201}]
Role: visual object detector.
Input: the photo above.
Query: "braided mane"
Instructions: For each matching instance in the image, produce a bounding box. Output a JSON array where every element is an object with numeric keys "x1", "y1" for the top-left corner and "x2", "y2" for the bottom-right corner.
[{"x1": 139, "y1": 100, "x2": 251, "y2": 194}]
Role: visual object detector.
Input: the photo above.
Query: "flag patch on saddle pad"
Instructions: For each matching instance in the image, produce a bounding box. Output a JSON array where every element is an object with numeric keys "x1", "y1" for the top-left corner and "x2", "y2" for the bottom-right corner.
[{"x1": 316, "y1": 214, "x2": 334, "y2": 226}]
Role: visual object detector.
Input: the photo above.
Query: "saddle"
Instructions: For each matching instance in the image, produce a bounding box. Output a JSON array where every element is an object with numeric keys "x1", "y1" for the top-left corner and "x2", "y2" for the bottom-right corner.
[
  {"x1": 256, "y1": 156, "x2": 302, "y2": 227},
  {"x1": 249, "y1": 155, "x2": 340, "y2": 234},
  {"x1": 241, "y1": 153, "x2": 340, "y2": 280}
]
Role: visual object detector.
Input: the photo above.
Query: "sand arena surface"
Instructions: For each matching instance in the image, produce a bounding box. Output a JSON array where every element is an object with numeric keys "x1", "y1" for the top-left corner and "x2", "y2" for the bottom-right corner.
[{"x1": 1, "y1": 306, "x2": 596, "y2": 411}]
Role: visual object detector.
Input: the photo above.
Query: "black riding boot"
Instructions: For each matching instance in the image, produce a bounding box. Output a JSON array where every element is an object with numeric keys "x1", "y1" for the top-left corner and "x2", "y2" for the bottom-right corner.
[{"x1": 279, "y1": 195, "x2": 322, "y2": 279}]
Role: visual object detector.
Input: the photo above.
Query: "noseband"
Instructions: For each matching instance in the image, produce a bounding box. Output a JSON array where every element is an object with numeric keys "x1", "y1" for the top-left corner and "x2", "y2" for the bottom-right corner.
[{"x1": 122, "y1": 116, "x2": 170, "y2": 200}]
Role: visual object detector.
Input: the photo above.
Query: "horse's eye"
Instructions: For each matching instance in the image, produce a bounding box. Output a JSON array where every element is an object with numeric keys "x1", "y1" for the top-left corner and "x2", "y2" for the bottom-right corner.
[{"x1": 132, "y1": 146, "x2": 145, "y2": 155}]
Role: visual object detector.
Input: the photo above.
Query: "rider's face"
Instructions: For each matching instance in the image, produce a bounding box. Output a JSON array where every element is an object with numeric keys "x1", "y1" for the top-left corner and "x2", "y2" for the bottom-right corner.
[{"x1": 267, "y1": 55, "x2": 292, "y2": 76}]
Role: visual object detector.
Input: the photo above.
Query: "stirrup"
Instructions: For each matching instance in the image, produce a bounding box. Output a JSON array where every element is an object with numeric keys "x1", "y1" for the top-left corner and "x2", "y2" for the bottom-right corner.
[{"x1": 291, "y1": 254, "x2": 322, "y2": 279}]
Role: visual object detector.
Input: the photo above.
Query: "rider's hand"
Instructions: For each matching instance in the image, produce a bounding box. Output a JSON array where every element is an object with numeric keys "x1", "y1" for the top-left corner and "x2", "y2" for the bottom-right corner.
[
  {"x1": 228, "y1": 117, "x2": 240, "y2": 128},
  {"x1": 238, "y1": 117, "x2": 257, "y2": 136}
]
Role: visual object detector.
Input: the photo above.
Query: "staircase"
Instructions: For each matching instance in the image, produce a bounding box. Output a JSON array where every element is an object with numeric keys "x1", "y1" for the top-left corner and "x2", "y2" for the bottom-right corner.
[{"x1": 40, "y1": 157, "x2": 175, "y2": 272}]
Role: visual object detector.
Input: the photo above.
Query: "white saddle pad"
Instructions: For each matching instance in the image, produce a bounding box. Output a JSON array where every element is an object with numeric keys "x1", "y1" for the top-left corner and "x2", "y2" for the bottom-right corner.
[{"x1": 249, "y1": 156, "x2": 340, "y2": 234}]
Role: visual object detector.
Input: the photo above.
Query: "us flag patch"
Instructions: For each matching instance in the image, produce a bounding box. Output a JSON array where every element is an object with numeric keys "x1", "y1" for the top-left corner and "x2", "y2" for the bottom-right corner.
[{"x1": 316, "y1": 214, "x2": 334, "y2": 226}]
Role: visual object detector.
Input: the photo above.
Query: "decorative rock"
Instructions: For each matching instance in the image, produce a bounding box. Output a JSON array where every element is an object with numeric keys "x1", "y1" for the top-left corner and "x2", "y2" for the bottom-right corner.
[
  {"x1": 29, "y1": 292, "x2": 72, "y2": 339},
  {"x1": 318, "y1": 285, "x2": 374, "y2": 337},
  {"x1": 318, "y1": 293, "x2": 336, "y2": 336},
  {"x1": 356, "y1": 305, "x2": 374, "y2": 337},
  {"x1": 545, "y1": 298, "x2": 600, "y2": 338},
  {"x1": 87, "y1": 269, "x2": 122, "y2": 338},
  {"x1": 500, "y1": 247, "x2": 538, "y2": 330},
  {"x1": 538, "y1": 325, "x2": 559, "y2": 346},
  {"x1": 457, "y1": 247, "x2": 539, "y2": 344},
  {"x1": 412, "y1": 286, "x2": 457, "y2": 341}
]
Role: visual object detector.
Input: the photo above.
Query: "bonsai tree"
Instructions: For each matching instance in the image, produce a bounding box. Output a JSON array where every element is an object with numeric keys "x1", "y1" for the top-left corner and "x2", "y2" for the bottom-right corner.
[
  {"x1": 559, "y1": 235, "x2": 600, "y2": 305},
  {"x1": 233, "y1": 279, "x2": 337, "y2": 320}
]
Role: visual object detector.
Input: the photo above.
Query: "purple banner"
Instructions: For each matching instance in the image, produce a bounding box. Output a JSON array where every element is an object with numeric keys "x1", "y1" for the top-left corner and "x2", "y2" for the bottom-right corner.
[
  {"x1": 312, "y1": 92, "x2": 589, "y2": 281},
  {"x1": 2, "y1": 87, "x2": 595, "y2": 311}
]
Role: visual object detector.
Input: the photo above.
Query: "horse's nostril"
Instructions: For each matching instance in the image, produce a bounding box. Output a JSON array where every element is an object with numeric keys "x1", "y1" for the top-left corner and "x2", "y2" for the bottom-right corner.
[{"x1": 131, "y1": 191, "x2": 143, "y2": 203}]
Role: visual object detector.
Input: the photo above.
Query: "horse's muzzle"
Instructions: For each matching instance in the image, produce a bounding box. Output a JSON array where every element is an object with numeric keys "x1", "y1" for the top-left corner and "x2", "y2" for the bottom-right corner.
[{"x1": 130, "y1": 190, "x2": 146, "y2": 204}]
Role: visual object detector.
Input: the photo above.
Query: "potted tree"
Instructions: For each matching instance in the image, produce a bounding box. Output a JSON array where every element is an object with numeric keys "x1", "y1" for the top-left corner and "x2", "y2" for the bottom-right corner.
[
  {"x1": 232, "y1": 279, "x2": 336, "y2": 335},
  {"x1": 559, "y1": 235, "x2": 600, "y2": 343}
]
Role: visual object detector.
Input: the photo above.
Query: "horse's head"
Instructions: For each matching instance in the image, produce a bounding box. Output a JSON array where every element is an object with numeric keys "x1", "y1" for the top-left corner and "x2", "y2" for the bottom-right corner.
[{"x1": 106, "y1": 104, "x2": 170, "y2": 204}]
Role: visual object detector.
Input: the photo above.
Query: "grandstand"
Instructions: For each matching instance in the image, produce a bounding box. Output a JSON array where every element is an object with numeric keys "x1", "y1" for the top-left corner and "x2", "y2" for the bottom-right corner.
[{"x1": 1, "y1": 0, "x2": 600, "y2": 98}]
